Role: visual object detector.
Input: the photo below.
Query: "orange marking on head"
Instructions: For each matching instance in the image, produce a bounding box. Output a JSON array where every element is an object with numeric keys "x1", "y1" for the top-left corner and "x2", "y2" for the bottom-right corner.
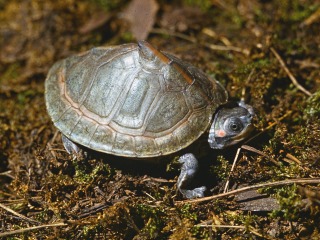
[{"x1": 216, "y1": 129, "x2": 226, "y2": 138}]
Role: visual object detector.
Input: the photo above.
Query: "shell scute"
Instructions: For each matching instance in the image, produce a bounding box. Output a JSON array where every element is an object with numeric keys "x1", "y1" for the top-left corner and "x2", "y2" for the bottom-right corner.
[
  {"x1": 145, "y1": 92, "x2": 189, "y2": 134},
  {"x1": 113, "y1": 71, "x2": 161, "y2": 130}
]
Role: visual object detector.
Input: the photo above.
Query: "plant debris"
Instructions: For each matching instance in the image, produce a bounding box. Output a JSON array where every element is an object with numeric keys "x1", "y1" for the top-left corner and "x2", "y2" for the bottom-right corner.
[
  {"x1": 0, "y1": 0, "x2": 319, "y2": 239},
  {"x1": 121, "y1": 0, "x2": 159, "y2": 40}
]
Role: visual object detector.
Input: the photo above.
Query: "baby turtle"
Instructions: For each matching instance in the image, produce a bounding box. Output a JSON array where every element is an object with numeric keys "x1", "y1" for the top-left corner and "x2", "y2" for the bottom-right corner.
[{"x1": 45, "y1": 41, "x2": 254, "y2": 199}]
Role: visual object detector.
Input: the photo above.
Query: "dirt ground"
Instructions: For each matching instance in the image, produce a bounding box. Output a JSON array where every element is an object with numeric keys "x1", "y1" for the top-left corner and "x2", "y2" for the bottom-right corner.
[{"x1": 0, "y1": 0, "x2": 319, "y2": 239}]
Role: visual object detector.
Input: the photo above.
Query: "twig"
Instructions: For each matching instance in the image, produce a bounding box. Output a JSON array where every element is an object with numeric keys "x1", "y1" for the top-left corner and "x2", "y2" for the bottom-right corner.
[
  {"x1": 223, "y1": 144, "x2": 280, "y2": 193},
  {"x1": 0, "y1": 170, "x2": 14, "y2": 179},
  {"x1": 0, "y1": 222, "x2": 67, "y2": 238},
  {"x1": 198, "y1": 224, "x2": 246, "y2": 229},
  {"x1": 150, "y1": 28, "x2": 197, "y2": 43},
  {"x1": 0, "y1": 203, "x2": 40, "y2": 225},
  {"x1": 270, "y1": 47, "x2": 312, "y2": 96},
  {"x1": 223, "y1": 147, "x2": 241, "y2": 193},
  {"x1": 241, "y1": 145, "x2": 280, "y2": 166},
  {"x1": 176, "y1": 178, "x2": 320, "y2": 205},
  {"x1": 47, "y1": 130, "x2": 60, "y2": 158},
  {"x1": 300, "y1": 7, "x2": 320, "y2": 27},
  {"x1": 198, "y1": 224, "x2": 274, "y2": 239},
  {"x1": 204, "y1": 43, "x2": 246, "y2": 54},
  {"x1": 150, "y1": 28, "x2": 248, "y2": 54}
]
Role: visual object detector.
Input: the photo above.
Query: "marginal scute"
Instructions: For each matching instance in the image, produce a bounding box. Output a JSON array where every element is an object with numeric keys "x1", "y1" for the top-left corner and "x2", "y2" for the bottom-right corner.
[
  {"x1": 212, "y1": 80, "x2": 228, "y2": 104},
  {"x1": 55, "y1": 107, "x2": 81, "y2": 136},
  {"x1": 45, "y1": 61, "x2": 69, "y2": 121},
  {"x1": 112, "y1": 133, "x2": 135, "y2": 156},
  {"x1": 45, "y1": 41, "x2": 228, "y2": 157},
  {"x1": 187, "y1": 65, "x2": 219, "y2": 102},
  {"x1": 69, "y1": 116, "x2": 97, "y2": 147},
  {"x1": 135, "y1": 136, "x2": 159, "y2": 156},
  {"x1": 89, "y1": 125, "x2": 115, "y2": 153},
  {"x1": 154, "y1": 133, "x2": 181, "y2": 155}
]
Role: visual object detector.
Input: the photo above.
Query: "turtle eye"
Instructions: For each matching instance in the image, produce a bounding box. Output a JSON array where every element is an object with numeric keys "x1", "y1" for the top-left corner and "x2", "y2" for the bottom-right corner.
[{"x1": 226, "y1": 118, "x2": 244, "y2": 133}]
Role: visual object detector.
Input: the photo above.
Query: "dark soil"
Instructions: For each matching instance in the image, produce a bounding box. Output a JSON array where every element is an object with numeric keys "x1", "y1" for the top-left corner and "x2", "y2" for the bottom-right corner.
[{"x1": 0, "y1": 0, "x2": 319, "y2": 239}]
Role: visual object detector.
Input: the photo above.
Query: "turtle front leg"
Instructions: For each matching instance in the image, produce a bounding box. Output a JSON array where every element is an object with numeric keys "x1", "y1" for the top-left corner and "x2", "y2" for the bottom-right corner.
[
  {"x1": 177, "y1": 153, "x2": 206, "y2": 199},
  {"x1": 61, "y1": 134, "x2": 86, "y2": 159}
]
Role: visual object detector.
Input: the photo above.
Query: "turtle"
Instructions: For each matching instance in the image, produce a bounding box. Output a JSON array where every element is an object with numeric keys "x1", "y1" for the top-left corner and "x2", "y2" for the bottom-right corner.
[{"x1": 45, "y1": 40, "x2": 254, "y2": 199}]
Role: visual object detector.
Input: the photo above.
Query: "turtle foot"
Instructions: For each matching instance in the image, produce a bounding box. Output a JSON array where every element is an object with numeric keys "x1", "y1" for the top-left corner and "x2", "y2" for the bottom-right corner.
[{"x1": 177, "y1": 153, "x2": 206, "y2": 199}]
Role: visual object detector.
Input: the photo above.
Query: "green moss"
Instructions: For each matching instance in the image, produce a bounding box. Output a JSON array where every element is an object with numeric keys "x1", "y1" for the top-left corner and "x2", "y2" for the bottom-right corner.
[
  {"x1": 270, "y1": 185, "x2": 302, "y2": 221},
  {"x1": 183, "y1": 0, "x2": 212, "y2": 12},
  {"x1": 304, "y1": 90, "x2": 320, "y2": 119},
  {"x1": 87, "y1": 0, "x2": 125, "y2": 11},
  {"x1": 135, "y1": 204, "x2": 166, "y2": 239},
  {"x1": 241, "y1": 59, "x2": 271, "y2": 75},
  {"x1": 278, "y1": 1, "x2": 318, "y2": 22},
  {"x1": 0, "y1": 63, "x2": 21, "y2": 84},
  {"x1": 178, "y1": 203, "x2": 197, "y2": 221},
  {"x1": 210, "y1": 155, "x2": 230, "y2": 180},
  {"x1": 17, "y1": 89, "x2": 37, "y2": 105},
  {"x1": 73, "y1": 159, "x2": 112, "y2": 184}
]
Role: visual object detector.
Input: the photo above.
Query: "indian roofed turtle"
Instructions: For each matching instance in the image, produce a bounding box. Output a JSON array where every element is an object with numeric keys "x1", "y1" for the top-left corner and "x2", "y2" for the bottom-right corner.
[{"x1": 45, "y1": 41, "x2": 254, "y2": 199}]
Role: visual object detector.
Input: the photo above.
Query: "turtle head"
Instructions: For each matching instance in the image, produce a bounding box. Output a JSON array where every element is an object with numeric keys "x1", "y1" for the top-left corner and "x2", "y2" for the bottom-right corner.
[{"x1": 208, "y1": 101, "x2": 254, "y2": 149}]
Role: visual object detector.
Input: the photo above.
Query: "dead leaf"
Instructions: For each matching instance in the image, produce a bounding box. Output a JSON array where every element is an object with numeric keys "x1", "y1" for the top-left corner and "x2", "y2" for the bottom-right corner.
[
  {"x1": 160, "y1": 6, "x2": 207, "y2": 32},
  {"x1": 121, "y1": 0, "x2": 159, "y2": 40},
  {"x1": 79, "y1": 11, "x2": 112, "y2": 34}
]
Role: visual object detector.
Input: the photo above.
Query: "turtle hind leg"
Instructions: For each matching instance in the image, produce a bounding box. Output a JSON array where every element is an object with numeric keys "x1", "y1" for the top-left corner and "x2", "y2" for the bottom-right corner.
[
  {"x1": 177, "y1": 153, "x2": 206, "y2": 199},
  {"x1": 61, "y1": 134, "x2": 87, "y2": 159}
]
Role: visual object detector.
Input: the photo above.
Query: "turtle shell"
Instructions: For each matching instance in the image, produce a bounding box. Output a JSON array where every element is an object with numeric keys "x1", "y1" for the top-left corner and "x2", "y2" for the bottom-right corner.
[{"x1": 45, "y1": 41, "x2": 228, "y2": 157}]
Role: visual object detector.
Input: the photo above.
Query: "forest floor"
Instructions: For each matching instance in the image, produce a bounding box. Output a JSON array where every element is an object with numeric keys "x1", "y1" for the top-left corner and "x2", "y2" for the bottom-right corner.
[{"x1": 0, "y1": 0, "x2": 319, "y2": 239}]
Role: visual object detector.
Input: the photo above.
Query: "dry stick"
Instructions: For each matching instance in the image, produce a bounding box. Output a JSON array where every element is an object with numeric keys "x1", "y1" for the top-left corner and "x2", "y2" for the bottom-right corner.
[
  {"x1": 0, "y1": 170, "x2": 14, "y2": 179},
  {"x1": 0, "y1": 203, "x2": 40, "y2": 225},
  {"x1": 223, "y1": 144, "x2": 280, "y2": 193},
  {"x1": 176, "y1": 178, "x2": 320, "y2": 205},
  {"x1": 223, "y1": 144, "x2": 282, "y2": 193},
  {"x1": 198, "y1": 224, "x2": 273, "y2": 240},
  {"x1": 223, "y1": 147, "x2": 241, "y2": 193},
  {"x1": 0, "y1": 222, "x2": 67, "y2": 238},
  {"x1": 150, "y1": 28, "x2": 247, "y2": 54},
  {"x1": 270, "y1": 47, "x2": 312, "y2": 96},
  {"x1": 241, "y1": 145, "x2": 280, "y2": 166},
  {"x1": 47, "y1": 130, "x2": 60, "y2": 158},
  {"x1": 301, "y1": 7, "x2": 320, "y2": 26},
  {"x1": 198, "y1": 224, "x2": 246, "y2": 229}
]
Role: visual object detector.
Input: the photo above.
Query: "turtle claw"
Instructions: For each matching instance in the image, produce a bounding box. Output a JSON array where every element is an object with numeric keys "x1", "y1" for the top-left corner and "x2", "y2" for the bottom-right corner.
[
  {"x1": 61, "y1": 134, "x2": 87, "y2": 159},
  {"x1": 179, "y1": 186, "x2": 206, "y2": 199},
  {"x1": 177, "y1": 153, "x2": 206, "y2": 199}
]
